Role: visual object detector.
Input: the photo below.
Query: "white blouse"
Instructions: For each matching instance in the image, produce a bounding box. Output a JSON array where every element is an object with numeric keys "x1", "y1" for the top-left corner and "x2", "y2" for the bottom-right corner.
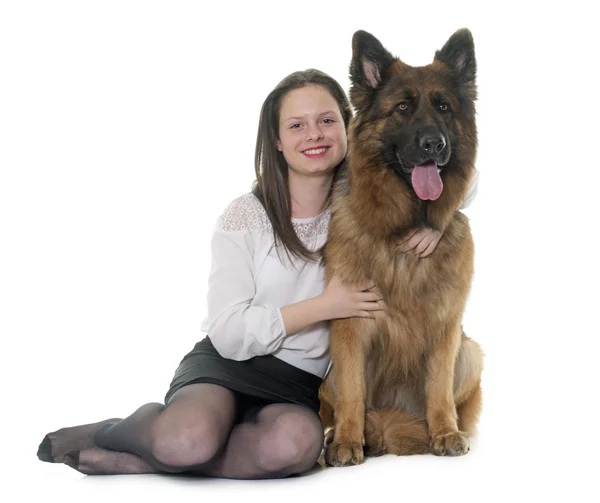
[
  {"x1": 202, "y1": 170, "x2": 480, "y2": 379},
  {"x1": 203, "y1": 193, "x2": 332, "y2": 378}
]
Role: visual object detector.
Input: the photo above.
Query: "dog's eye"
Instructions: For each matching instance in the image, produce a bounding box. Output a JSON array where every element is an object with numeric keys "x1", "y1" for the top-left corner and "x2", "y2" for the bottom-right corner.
[
  {"x1": 398, "y1": 102, "x2": 409, "y2": 112},
  {"x1": 439, "y1": 102, "x2": 449, "y2": 112}
]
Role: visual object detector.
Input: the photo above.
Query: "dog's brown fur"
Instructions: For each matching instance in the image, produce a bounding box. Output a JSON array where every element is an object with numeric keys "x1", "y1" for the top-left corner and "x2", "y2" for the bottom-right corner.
[{"x1": 319, "y1": 29, "x2": 484, "y2": 466}]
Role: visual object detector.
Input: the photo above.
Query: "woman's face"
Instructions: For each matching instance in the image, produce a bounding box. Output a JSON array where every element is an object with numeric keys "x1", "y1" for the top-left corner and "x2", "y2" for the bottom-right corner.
[{"x1": 277, "y1": 85, "x2": 347, "y2": 179}]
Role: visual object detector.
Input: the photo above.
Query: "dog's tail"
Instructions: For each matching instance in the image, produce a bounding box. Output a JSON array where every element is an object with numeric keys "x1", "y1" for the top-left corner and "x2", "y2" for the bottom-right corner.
[{"x1": 365, "y1": 408, "x2": 430, "y2": 456}]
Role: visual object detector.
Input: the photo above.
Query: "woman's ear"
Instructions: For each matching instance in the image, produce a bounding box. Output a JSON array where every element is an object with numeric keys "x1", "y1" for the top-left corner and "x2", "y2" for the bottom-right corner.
[{"x1": 276, "y1": 140, "x2": 282, "y2": 151}]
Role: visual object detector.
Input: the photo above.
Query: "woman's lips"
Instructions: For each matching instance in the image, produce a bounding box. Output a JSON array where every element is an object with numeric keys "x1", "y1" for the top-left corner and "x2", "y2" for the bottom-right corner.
[{"x1": 302, "y1": 146, "x2": 329, "y2": 158}]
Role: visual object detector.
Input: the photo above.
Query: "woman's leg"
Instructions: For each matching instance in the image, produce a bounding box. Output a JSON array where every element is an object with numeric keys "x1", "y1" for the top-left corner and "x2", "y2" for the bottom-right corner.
[
  {"x1": 37, "y1": 418, "x2": 123, "y2": 464},
  {"x1": 37, "y1": 383, "x2": 237, "y2": 475},
  {"x1": 38, "y1": 390, "x2": 324, "y2": 479},
  {"x1": 198, "y1": 403, "x2": 324, "y2": 479}
]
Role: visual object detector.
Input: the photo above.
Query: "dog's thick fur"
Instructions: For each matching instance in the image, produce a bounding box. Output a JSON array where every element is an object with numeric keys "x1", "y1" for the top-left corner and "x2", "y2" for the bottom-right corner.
[{"x1": 319, "y1": 29, "x2": 484, "y2": 466}]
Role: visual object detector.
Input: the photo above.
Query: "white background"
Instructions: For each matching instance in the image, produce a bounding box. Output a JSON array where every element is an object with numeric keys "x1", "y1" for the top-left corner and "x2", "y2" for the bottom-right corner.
[{"x1": 1, "y1": 0, "x2": 598, "y2": 501}]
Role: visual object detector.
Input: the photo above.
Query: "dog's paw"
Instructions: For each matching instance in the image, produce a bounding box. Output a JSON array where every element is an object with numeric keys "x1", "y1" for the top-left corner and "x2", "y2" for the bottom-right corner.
[
  {"x1": 431, "y1": 431, "x2": 470, "y2": 456},
  {"x1": 325, "y1": 441, "x2": 364, "y2": 467},
  {"x1": 364, "y1": 420, "x2": 386, "y2": 457},
  {"x1": 364, "y1": 439, "x2": 386, "y2": 457}
]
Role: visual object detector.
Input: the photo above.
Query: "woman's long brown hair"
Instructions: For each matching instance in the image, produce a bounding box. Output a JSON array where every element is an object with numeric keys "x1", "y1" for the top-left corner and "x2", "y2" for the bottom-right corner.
[{"x1": 252, "y1": 69, "x2": 353, "y2": 264}]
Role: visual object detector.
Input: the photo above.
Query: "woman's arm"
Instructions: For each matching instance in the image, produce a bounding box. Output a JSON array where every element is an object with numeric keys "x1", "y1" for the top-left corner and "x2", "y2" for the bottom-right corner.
[
  {"x1": 280, "y1": 274, "x2": 383, "y2": 335},
  {"x1": 206, "y1": 228, "x2": 383, "y2": 360},
  {"x1": 204, "y1": 227, "x2": 287, "y2": 360},
  {"x1": 460, "y1": 168, "x2": 479, "y2": 209}
]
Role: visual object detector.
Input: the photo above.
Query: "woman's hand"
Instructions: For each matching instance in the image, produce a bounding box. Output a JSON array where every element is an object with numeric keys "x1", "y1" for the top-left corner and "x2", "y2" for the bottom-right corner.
[
  {"x1": 396, "y1": 227, "x2": 442, "y2": 258},
  {"x1": 319, "y1": 274, "x2": 385, "y2": 320}
]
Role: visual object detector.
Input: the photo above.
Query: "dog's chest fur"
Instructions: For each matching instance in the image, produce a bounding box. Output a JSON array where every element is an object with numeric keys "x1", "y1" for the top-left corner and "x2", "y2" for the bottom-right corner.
[{"x1": 332, "y1": 211, "x2": 473, "y2": 410}]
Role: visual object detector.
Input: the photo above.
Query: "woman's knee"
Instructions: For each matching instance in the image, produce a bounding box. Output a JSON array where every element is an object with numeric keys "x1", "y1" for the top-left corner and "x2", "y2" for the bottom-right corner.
[
  {"x1": 150, "y1": 385, "x2": 236, "y2": 468},
  {"x1": 255, "y1": 406, "x2": 324, "y2": 474},
  {"x1": 150, "y1": 412, "x2": 227, "y2": 468}
]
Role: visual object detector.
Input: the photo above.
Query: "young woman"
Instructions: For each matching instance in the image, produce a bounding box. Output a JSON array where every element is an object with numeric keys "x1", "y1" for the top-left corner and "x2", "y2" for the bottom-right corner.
[{"x1": 37, "y1": 69, "x2": 478, "y2": 479}]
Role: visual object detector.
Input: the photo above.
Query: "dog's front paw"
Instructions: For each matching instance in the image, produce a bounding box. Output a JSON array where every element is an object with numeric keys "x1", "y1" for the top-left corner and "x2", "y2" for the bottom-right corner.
[
  {"x1": 325, "y1": 441, "x2": 364, "y2": 467},
  {"x1": 431, "y1": 431, "x2": 470, "y2": 456}
]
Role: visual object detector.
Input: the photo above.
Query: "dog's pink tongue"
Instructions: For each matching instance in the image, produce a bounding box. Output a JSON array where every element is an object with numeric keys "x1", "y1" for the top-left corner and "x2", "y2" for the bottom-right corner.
[{"x1": 411, "y1": 161, "x2": 443, "y2": 200}]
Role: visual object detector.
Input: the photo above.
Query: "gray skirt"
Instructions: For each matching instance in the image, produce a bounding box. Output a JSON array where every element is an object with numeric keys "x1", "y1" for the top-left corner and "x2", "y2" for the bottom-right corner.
[{"x1": 164, "y1": 336, "x2": 322, "y2": 423}]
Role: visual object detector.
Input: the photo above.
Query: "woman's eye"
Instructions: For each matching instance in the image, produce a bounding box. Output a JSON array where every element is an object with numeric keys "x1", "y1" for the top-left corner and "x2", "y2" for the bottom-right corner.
[
  {"x1": 322, "y1": 118, "x2": 335, "y2": 124},
  {"x1": 290, "y1": 123, "x2": 301, "y2": 129}
]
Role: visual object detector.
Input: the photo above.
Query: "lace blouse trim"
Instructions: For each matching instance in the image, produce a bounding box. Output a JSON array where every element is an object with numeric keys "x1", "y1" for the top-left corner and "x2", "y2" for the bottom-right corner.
[{"x1": 217, "y1": 193, "x2": 330, "y2": 239}]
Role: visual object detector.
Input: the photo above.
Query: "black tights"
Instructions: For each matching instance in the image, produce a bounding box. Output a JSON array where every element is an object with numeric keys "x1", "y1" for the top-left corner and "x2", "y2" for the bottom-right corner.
[{"x1": 38, "y1": 383, "x2": 324, "y2": 479}]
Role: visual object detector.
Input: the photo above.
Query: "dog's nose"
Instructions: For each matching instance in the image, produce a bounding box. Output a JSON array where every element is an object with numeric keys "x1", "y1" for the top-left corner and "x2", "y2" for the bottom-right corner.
[{"x1": 419, "y1": 134, "x2": 446, "y2": 156}]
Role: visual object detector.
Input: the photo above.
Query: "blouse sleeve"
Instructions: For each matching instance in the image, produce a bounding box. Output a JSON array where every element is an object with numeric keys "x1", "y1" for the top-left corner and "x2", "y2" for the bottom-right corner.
[
  {"x1": 204, "y1": 224, "x2": 288, "y2": 361},
  {"x1": 460, "y1": 169, "x2": 479, "y2": 209}
]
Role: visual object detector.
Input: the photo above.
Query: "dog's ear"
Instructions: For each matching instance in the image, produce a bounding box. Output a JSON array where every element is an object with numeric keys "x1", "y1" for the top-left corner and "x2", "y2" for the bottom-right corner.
[
  {"x1": 435, "y1": 28, "x2": 477, "y2": 96},
  {"x1": 349, "y1": 30, "x2": 396, "y2": 111}
]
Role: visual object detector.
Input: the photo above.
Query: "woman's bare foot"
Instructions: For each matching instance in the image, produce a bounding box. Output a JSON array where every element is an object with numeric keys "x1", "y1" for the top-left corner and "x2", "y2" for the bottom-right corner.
[
  {"x1": 37, "y1": 418, "x2": 121, "y2": 463},
  {"x1": 64, "y1": 447, "x2": 159, "y2": 475}
]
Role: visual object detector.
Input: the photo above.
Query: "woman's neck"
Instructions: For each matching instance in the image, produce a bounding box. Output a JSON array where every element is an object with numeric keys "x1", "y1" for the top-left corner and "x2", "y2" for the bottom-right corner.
[{"x1": 288, "y1": 172, "x2": 333, "y2": 219}]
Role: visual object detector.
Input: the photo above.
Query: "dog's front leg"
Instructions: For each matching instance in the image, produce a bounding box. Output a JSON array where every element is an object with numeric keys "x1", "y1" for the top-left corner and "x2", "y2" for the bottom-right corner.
[
  {"x1": 426, "y1": 316, "x2": 470, "y2": 456},
  {"x1": 325, "y1": 318, "x2": 367, "y2": 467}
]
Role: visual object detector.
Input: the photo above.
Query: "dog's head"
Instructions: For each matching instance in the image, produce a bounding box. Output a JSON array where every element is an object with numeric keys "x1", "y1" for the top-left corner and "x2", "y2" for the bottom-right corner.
[{"x1": 348, "y1": 29, "x2": 477, "y2": 201}]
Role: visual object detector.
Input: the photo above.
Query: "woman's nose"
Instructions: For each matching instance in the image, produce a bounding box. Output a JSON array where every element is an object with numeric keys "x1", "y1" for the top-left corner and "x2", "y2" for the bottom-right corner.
[{"x1": 306, "y1": 124, "x2": 324, "y2": 140}]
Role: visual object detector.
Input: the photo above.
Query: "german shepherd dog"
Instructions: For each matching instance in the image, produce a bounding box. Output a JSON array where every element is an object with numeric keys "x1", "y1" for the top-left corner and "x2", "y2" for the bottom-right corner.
[{"x1": 319, "y1": 29, "x2": 484, "y2": 467}]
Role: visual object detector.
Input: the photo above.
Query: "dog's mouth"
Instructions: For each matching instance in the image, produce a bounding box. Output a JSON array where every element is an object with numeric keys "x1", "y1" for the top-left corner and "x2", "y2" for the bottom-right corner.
[{"x1": 394, "y1": 149, "x2": 444, "y2": 201}]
